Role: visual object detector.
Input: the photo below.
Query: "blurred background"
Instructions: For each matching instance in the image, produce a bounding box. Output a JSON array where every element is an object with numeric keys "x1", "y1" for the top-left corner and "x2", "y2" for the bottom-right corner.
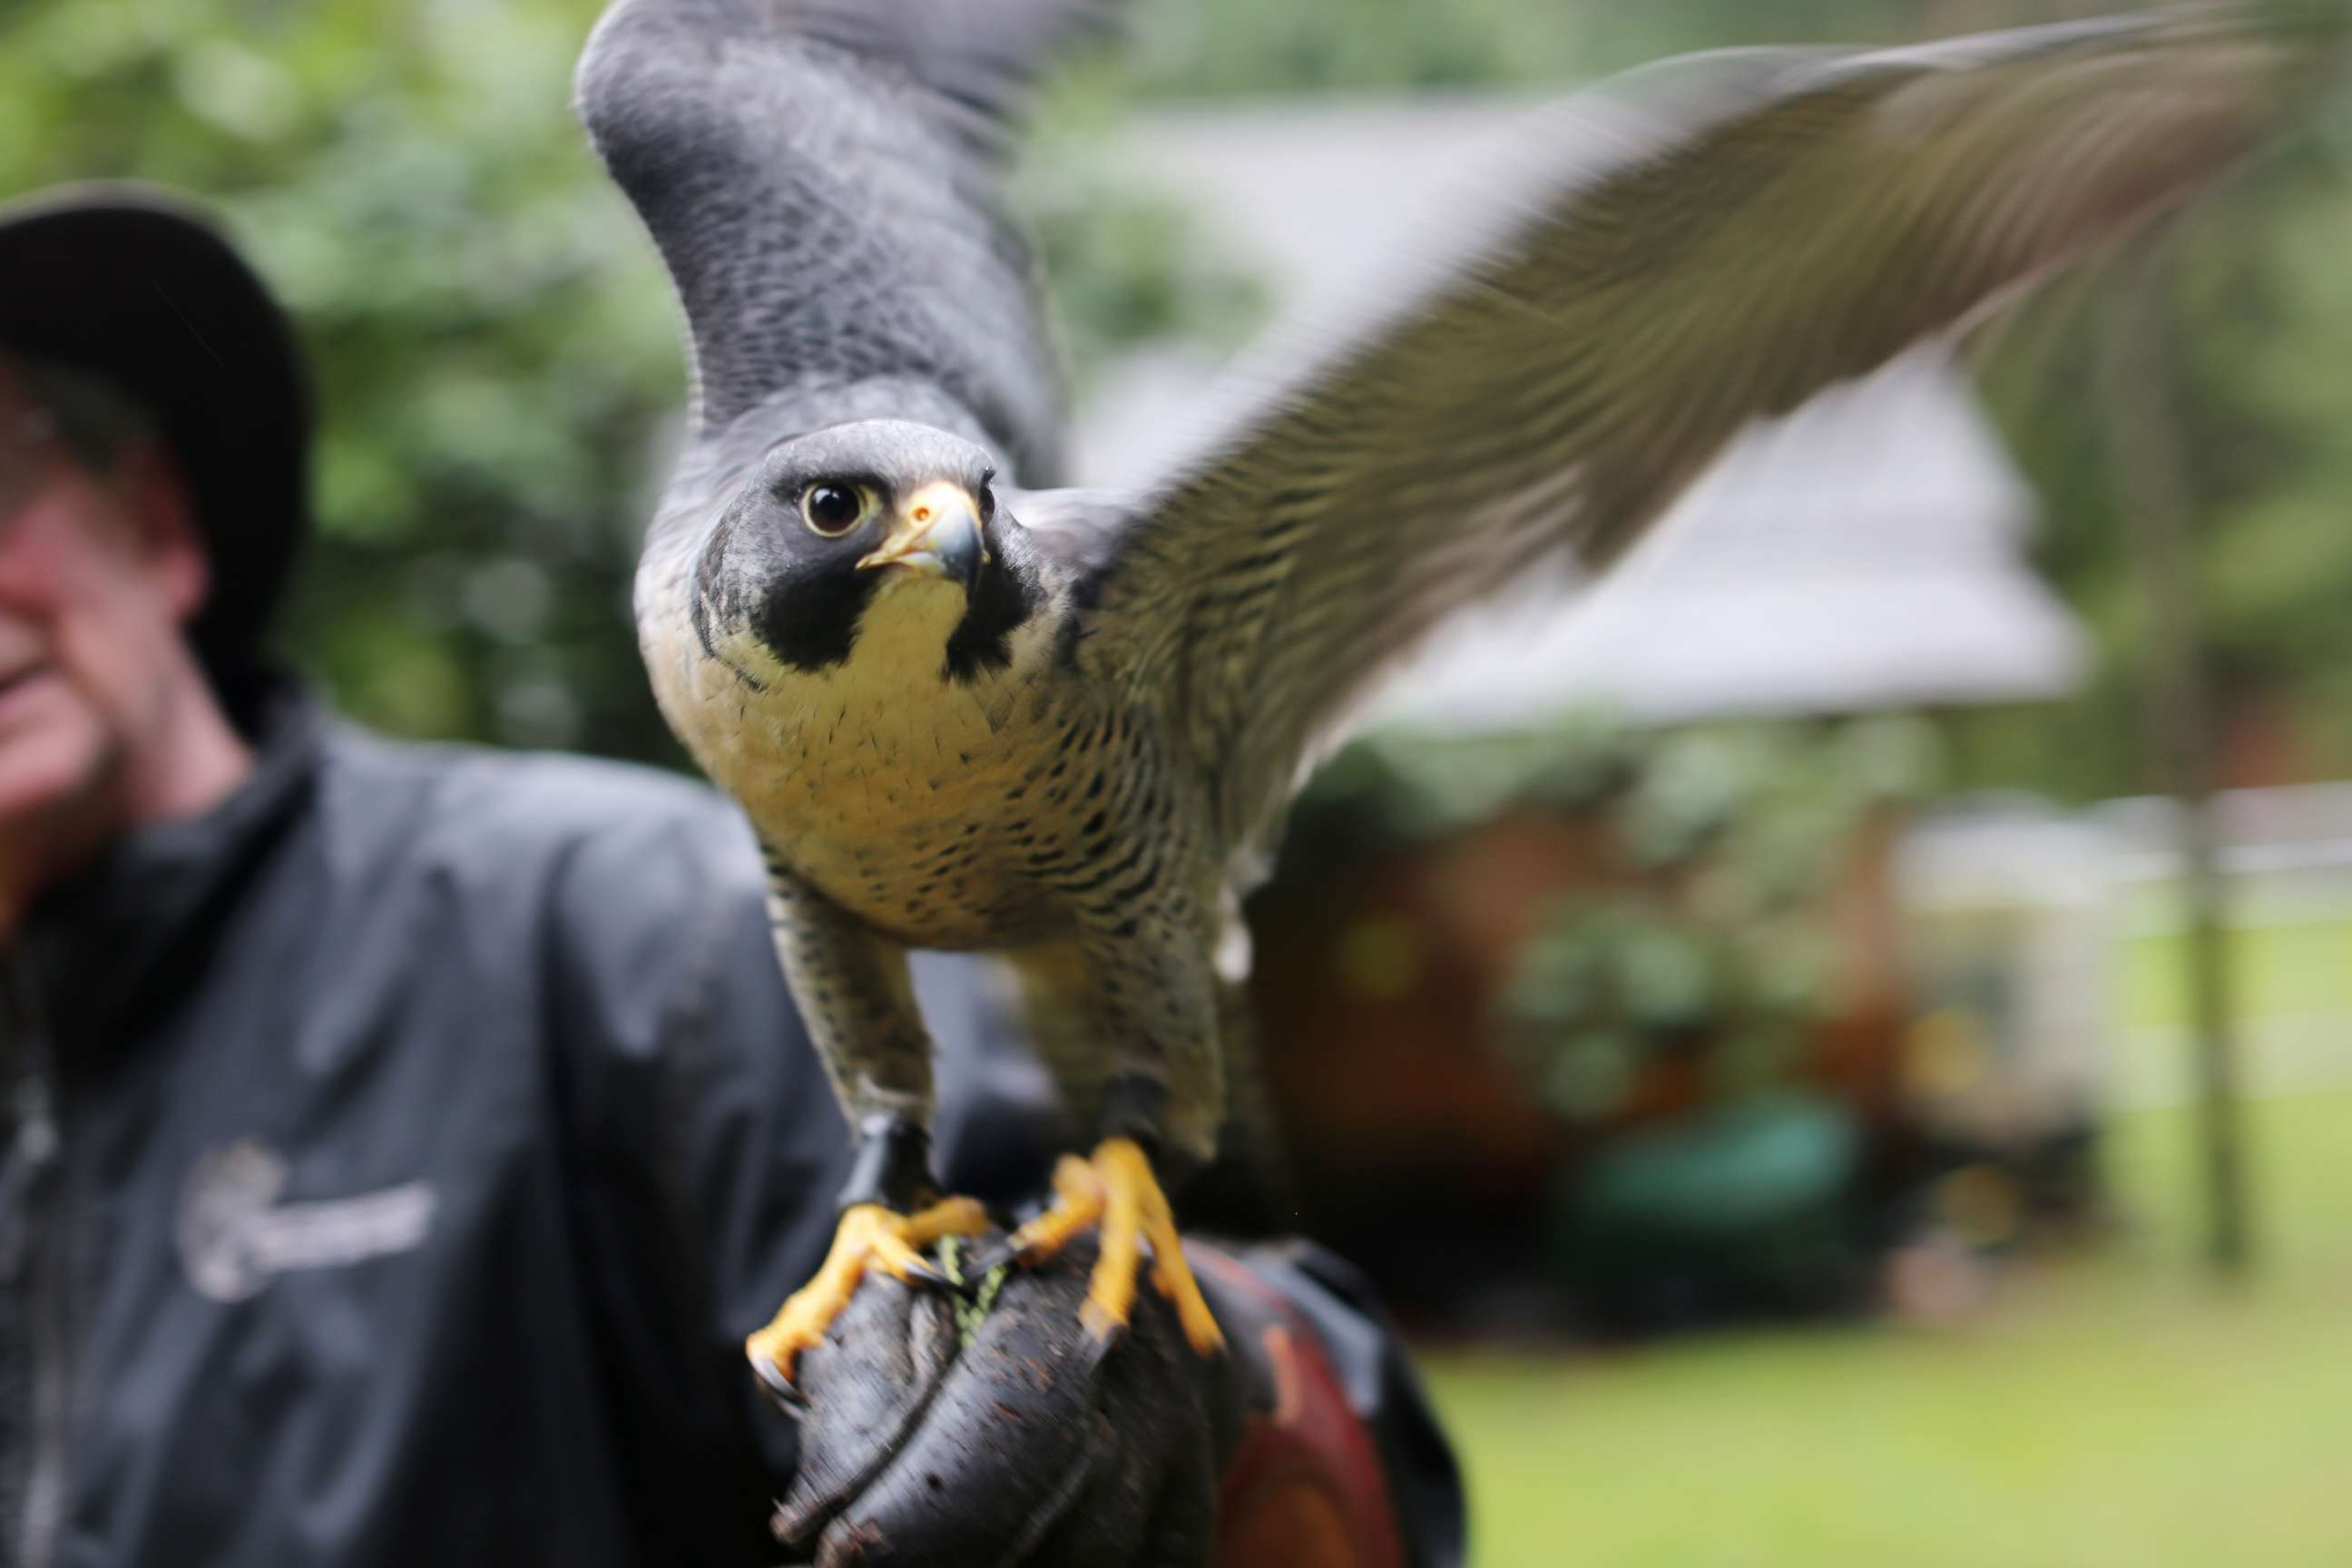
[{"x1": 6, "y1": 0, "x2": 2349, "y2": 1561}]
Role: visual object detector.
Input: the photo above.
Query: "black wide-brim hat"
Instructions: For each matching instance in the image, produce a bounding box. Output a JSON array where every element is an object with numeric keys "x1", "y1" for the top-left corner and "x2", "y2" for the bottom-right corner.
[{"x1": 0, "y1": 183, "x2": 310, "y2": 723}]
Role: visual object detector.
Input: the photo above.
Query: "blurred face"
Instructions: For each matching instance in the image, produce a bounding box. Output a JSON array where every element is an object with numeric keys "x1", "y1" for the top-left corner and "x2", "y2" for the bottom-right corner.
[{"x1": 0, "y1": 357, "x2": 211, "y2": 837}]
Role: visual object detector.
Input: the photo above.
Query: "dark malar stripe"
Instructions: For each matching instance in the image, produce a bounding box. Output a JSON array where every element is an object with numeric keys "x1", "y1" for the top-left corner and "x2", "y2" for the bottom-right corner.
[
  {"x1": 944, "y1": 533, "x2": 1043, "y2": 682},
  {"x1": 750, "y1": 555, "x2": 883, "y2": 674}
]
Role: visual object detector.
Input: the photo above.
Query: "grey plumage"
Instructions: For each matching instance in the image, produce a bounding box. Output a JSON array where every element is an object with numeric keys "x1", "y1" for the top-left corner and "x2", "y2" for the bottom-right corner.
[
  {"x1": 578, "y1": 0, "x2": 1099, "y2": 471},
  {"x1": 579, "y1": 2, "x2": 2305, "y2": 1184}
]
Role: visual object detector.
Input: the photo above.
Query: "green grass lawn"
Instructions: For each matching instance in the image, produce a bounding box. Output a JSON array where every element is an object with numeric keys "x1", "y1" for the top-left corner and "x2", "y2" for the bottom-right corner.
[
  {"x1": 2115, "y1": 908, "x2": 2352, "y2": 1033},
  {"x1": 1421, "y1": 1089, "x2": 2352, "y2": 1565}
]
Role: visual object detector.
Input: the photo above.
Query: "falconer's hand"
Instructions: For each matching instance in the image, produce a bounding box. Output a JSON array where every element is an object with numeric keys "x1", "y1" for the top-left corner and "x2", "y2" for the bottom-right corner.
[{"x1": 767, "y1": 1230, "x2": 1412, "y2": 1567}]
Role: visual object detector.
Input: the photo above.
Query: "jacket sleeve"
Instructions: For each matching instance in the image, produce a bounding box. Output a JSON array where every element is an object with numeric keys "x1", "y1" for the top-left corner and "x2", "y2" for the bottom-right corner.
[{"x1": 540, "y1": 787, "x2": 854, "y2": 1558}]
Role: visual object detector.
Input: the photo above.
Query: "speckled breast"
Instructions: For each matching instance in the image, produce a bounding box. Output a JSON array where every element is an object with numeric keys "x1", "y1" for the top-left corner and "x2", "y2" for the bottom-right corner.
[{"x1": 765, "y1": 780, "x2": 1076, "y2": 951}]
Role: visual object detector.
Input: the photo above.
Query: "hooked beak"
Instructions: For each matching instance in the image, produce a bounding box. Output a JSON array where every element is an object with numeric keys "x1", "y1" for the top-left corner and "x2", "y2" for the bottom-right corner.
[{"x1": 857, "y1": 482, "x2": 987, "y2": 592}]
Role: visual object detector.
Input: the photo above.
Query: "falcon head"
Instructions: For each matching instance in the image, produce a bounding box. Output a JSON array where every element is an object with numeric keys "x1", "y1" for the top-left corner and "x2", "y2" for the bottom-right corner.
[{"x1": 695, "y1": 418, "x2": 1034, "y2": 681}]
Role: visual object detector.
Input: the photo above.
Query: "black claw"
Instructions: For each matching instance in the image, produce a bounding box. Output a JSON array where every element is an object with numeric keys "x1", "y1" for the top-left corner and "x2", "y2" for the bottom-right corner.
[
  {"x1": 749, "y1": 1353, "x2": 809, "y2": 1415},
  {"x1": 955, "y1": 1235, "x2": 1016, "y2": 1283},
  {"x1": 898, "y1": 1256, "x2": 955, "y2": 1290}
]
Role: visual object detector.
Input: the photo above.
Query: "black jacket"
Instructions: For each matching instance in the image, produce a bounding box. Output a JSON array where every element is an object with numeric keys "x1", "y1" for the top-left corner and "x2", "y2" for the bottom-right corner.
[{"x1": 0, "y1": 698, "x2": 1459, "y2": 1566}]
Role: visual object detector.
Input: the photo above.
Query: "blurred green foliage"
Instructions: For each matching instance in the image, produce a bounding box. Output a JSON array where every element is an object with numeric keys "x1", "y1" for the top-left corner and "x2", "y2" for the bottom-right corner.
[
  {"x1": 1485, "y1": 718, "x2": 1936, "y2": 1122},
  {"x1": 0, "y1": 0, "x2": 1256, "y2": 760},
  {"x1": 1020, "y1": 152, "x2": 1270, "y2": 399},
  {"x1": 5, "y1": 0, "x2": 2347, "y2": 798},
  {"x1": 1, "y1": 0, "x2": 684, "y2": 757}
]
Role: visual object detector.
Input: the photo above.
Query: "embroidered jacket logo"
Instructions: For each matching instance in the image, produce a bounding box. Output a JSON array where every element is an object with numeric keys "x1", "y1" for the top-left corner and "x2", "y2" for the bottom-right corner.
[{"x1": 177, "y1": 1141, "x2": 437, "y2": 1302}]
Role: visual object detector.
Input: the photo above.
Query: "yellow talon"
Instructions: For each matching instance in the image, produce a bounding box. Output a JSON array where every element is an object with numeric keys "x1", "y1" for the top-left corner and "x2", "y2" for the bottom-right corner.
[
  {"x1": 1008, "y1": 1155, "x2": 1106, "y2": 1261},
  {"x1": 745, "y1": 1196, "x2": 989, "y2": 1385},
  {"x1": 1007, "y1": 1136, "x2": 1226, "y2": 1357}
]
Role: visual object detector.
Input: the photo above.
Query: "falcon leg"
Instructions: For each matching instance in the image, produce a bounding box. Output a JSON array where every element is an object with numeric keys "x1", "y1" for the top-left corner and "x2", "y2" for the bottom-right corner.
[
  {"x1": 1007, "y1": 1082, "x2": 1226, "y2": 1357},
  {"x1": 750, "y1": 871, "x2": 994, "y2": 1392},
  {"x1": 745, "y1": 1115, "x2": 987, "y2": 1391}
]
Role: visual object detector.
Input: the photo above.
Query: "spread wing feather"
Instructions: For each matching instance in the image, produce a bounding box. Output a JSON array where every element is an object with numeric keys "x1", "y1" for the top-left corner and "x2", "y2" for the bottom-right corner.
[
  {"x1": 1048, "y1": 16, "x2": 2299, "y2": 859},
  {"x1": 577, "y1": 0, "x2": 1119, "y2": 481}
]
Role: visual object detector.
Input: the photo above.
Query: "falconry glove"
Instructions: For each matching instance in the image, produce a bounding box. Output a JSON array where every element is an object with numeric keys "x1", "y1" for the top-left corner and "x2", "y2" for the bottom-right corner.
[{"x1": 772, "y1": 1234, "x2": 1420, "y2": 1567}]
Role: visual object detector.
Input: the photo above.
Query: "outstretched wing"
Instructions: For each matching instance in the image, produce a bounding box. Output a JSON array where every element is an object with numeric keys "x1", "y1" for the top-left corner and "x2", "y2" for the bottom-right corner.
[
  {"x1": 577, "y1": 0, "x2": 1117, "y2": 481},
  {"x1": 1050, "y1": 15, "x2": 2308, "y2": 858}
]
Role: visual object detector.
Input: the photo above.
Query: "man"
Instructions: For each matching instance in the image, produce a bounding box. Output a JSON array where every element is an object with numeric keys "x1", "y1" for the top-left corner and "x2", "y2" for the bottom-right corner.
[{"x1": 0, "y1": 185, "x2": 1460, "y2": 1566}]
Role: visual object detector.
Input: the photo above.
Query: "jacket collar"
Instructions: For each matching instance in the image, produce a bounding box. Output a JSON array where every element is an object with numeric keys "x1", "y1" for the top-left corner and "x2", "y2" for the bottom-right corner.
[{"x1": 15, "y1": 682, "x2": 324, "y2": 1071}]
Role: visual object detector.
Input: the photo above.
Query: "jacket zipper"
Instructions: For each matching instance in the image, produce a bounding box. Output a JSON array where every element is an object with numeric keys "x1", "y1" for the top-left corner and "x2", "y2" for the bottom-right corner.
[{"x1": 1, "y1": 949, "x2": 64, "y2": 1568}]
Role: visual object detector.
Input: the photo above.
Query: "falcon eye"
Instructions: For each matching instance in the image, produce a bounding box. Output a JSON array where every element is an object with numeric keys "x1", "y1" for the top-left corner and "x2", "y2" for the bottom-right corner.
[
  {"x1": 977, "y1": 485, "x2": 997, "y2": 524},
  {"x1": 800, "y1": 483, "x2": 870, "y2": 537}
]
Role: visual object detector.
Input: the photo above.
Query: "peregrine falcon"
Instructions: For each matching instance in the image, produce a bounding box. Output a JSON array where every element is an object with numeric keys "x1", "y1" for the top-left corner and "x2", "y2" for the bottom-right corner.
[{"x1": 576, "y1": 0, "x2": 2301, "y2": 1384}]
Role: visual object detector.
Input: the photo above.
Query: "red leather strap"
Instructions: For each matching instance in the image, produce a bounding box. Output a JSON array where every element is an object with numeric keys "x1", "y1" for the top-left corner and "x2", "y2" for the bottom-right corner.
[{"x1": 1200, "y1": 1253, "x2": 1407, "y2": 1568}]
